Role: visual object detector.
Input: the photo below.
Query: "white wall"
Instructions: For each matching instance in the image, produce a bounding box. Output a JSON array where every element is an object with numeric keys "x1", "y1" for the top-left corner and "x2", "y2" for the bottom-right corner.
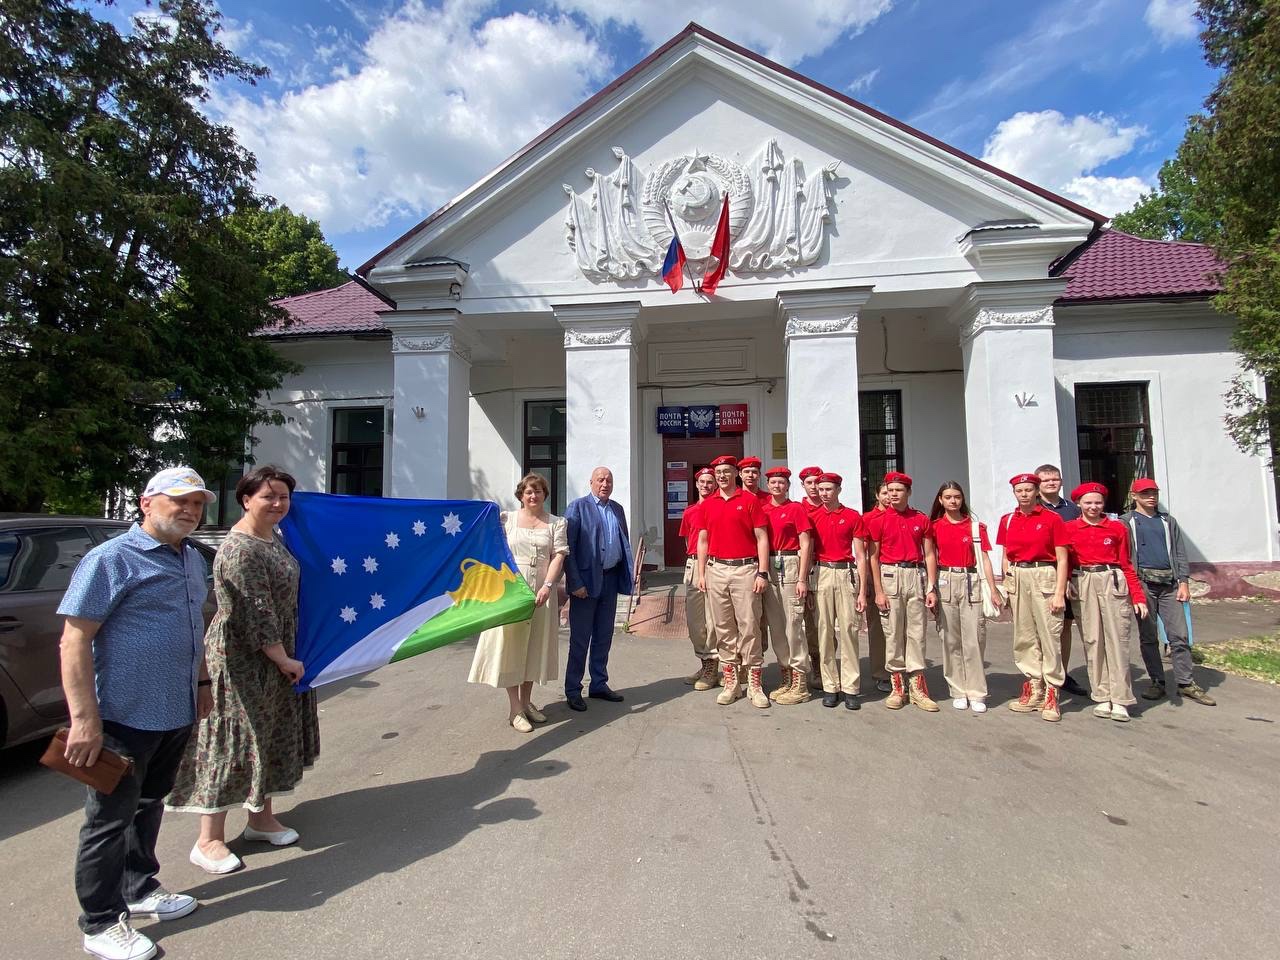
[{"x1": 1054, "y1": 303, "x2": 1279, "y2": 564}]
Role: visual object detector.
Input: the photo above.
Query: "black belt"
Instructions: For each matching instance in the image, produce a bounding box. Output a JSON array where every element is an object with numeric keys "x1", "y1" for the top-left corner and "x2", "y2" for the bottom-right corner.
[
  {"x1": 1011, "y1": 561, "x2": 1055, "y2": 568},
  {"x1": 887, "y1": 561, "x2": 923, "y2": 568},
  {"x1": 772, "y1": 550, "x2": 800, "y2": 557},
  {"x1": 940, "y1": 565, "x2": 977, "y2": 573},
  {"x1": 817, "y1": 560, "x2": 853, "y2": 569},
  {"x1": 1076, "y1": 564, "x2": 1120, "y2": 572},
  {"x1": 709, "y1": 557, "x2": 757, "y2": 566}
]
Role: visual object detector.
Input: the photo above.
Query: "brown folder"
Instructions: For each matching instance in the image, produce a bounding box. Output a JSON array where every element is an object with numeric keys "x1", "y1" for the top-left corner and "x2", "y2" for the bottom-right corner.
[{"x1": 39, "y1": 728, "x2": 134, "y2": 795}]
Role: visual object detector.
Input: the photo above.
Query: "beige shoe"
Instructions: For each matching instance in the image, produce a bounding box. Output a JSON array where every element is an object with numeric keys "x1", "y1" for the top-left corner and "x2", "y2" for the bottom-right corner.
[
  {"x1": 716, "y1": 663, "x2": 742, "y2": 705},
  {"x1": 510, "y1": 713, "x2": 533, "y2": 733},
  {"x1": 1093, "y1": 701, "x2": 1113, "y2": 719},
  {"x1": 885, "y1": 672, "x2": 907, "y2": 710},
  {"x1": 746, "y1": 666, "x2": 770, "y2": 708},
  {"x1": 776, "y1": 668, "x2": 811, "y2": 705},
  {"x1": 692, "y1": 658, "x2": 720, "y2": 691},
  {"x1": 524, "y1": 703, "x2": 547, "y2": 723},
  {"x1": 1040, "y1": 685, "x2": 1061, "y2": 722},
  {"x1": 769, "y1": 667, "x2": 793, "y2": 701},
  {"x1": 1009, "y1": 678, "x2": 1045, "y2": 713},
  {"x1": 909, "y1": 672, "x2": 940, "y2": 712},
  {"x1": 683, "y1": 666, "x2": 701, "y2": 685},
  {"x1": 1110, "y1": 703, "x2": 1131, "y2": 722}
]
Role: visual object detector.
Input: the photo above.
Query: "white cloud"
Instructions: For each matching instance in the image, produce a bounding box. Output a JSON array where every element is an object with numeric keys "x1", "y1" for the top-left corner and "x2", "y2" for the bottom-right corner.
[
  {"x1": 212, "y1": 0, "x2": 611, "y2": 234},
  {"x1": 847, "y1": 67, "x2": 880, "y2": 95},
  {"x1": 553, "y1": 0, "x2": 894, "y2": 65},
  {"x1": 1144, "y1": 0, "x2": 1198, "y2": 46},
  {"x1": 981, "y1": 110, "x2": 1152, "y2": 216}
]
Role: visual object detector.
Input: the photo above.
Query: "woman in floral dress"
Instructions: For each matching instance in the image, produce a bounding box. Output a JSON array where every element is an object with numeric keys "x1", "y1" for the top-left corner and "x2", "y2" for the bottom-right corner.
[{"x1": 166, "y1": 466, "x2": 320, "y2": 874}]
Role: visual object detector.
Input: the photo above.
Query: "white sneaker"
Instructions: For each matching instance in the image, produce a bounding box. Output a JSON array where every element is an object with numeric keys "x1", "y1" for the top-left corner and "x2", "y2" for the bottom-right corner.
[
  {"x1": 126, "y1": 887, "x2": 197, "y2": 921},
  {"x1": 83, "y1": 913, "x2": 156, "y2": 960},
  {"x1": 1111, "y1": 703, "x2": 1131, "y2": 722},
  {"x1": 970, "y1": 700, "x2": 987, "y2": 714},
  {"x1": 242, "y1": 824, "x2": 300, "y2": 846},
  {"x1": 1093, "y1": 702, "x2": 1114, "y2": 719},
  {"x1": 190, "y1": 842, "x2": 242, "y2": 874},
  {"x1": 952, "y1": 697, "x2": 969, "y2": 710}
]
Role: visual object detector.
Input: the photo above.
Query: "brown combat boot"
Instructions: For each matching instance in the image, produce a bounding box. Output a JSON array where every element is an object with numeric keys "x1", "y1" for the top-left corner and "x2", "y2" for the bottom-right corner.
[
  {"x1": 774, "y1": 668, "x2": 807, "y2": 705},
  {"x1": 1009, "y1": 678, "x2": 1044, "y2": 713},
  {"x1": 683, "y1": 663, "x2": 702, "y2": 685},
  {"x1": 747, "y1": 666, "x2": 771, "y2": 708},
  {"x1": 716, "y1": 663, "x2": 741, "y2": 705},
  {"x1": 770, "y1": 667, "x2": 793, "y2": 701},
  {"x1": 885, "y1": 672, "x2": 908, "y2": 709},
  {"x1": 1041, "y1": 684, "x2": 1061, "y2": 722},
  {"x1": 908, "y1": 672, "x2": 940, "y2": 712},
  {"x1": 693, "y1": 658, "x2": 719, "y2": 691}
]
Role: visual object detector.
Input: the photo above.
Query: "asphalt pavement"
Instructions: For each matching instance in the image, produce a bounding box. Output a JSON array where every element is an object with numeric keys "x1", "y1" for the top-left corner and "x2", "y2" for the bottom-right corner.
[{"x1": 2, "y1": 601, "x2": 1278, "y2": 960}]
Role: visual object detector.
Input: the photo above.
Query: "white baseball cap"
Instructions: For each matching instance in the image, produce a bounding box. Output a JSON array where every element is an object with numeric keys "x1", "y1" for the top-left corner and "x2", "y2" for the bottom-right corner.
[{"x1": 143, "y1": 466, "x2": 217, "y2": 502}]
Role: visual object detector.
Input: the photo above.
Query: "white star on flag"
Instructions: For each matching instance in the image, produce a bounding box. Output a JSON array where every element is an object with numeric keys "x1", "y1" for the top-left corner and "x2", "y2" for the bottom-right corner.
[
  {"x1": 339, "y1": 606, "x2": 357, "y2": 624},
  {"x1": 370, "y1": 593, "x2": 385, "y2": 610},
  {"x1": 363, "y1": 556, "x2": 379, "y2": 573},
  {"x1": 385, "y1": 532, "x2": 400, "y2": 549},
  {"x1": 331, "y1": 557, "x2": 347, "y2": 575},
  {"x1": 442, "y1": 512, "x2": 463, "y2": 536},
  {"x1": 412, "y1": 520, "x2": 426, "y2": 536}
]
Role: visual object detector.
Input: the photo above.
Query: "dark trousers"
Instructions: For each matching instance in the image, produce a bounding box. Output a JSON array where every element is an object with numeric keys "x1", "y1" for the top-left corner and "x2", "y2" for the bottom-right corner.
[
  {"x1": 1137, "y1": 580, "x2": 1193, "y2": 687},
  {"x1": 75, "y1": 721, "x2": 192, "y2": 934},
  {"x1": 565, "y1": 565, "x2": 623, "y2": 696}
]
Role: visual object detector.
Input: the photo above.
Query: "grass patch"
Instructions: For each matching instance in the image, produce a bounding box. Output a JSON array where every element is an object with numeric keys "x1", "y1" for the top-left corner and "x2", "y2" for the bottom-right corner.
[{"x1": 1197, "y1": 635, "x2": 1280, "y2": 684}]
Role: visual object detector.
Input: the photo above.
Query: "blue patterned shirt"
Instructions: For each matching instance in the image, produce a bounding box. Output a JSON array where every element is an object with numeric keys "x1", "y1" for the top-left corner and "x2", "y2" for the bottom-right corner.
[
  {"x1": 58, "y1": 524, "x2": 208, "y2": 731},
  {"x1": 594, "y1": 496, "x2": 624, "y2": 569}
]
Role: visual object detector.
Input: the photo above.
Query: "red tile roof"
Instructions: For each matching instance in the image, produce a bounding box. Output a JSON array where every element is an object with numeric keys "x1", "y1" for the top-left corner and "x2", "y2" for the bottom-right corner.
[
  {"x1": 267, "y1": 280, "x2": 391, "y2": 337},
  {"x1": 1056, "y1": 230, "x2": 1223, "y2": 304}
]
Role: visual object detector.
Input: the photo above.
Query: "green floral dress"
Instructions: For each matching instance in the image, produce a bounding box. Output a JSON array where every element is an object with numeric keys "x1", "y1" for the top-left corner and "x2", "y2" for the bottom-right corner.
[{"x1": 166, "y1": 530, "x2": 320, "y2": 813}]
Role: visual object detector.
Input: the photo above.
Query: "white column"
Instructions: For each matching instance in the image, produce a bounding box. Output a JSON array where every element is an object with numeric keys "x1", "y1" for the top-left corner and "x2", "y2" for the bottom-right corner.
[
  {"x1": 778, "y1": 287, "x2": 873, "y2": 497},
  {"x1": 953, "y1": 280, "x2": 1068, "y2": 534},
  {"x1": 383, "y1": 310, "x2": 474, "y2": 499},
  {"x1": 556, "y1": 302, "x2": 642, "y2": 533}
]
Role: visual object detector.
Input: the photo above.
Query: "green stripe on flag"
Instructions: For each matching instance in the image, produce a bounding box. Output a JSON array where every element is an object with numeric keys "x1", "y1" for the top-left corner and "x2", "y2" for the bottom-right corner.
[{"x1": 391, "y1": 575, "x2": 536, "y2": 662}]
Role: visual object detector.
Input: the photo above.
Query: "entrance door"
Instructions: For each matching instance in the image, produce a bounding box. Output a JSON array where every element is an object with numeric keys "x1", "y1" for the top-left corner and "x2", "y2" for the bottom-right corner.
[{"x1": 661, "y1": 435, "x2": 745, "y2": 567}]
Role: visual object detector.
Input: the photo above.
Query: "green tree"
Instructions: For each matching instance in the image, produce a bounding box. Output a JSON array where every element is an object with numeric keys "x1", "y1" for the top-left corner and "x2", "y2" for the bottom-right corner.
[
  {"x1": 0, "y1": 0, "x2": 297, "y2": 512},
  {"x1": 227, "y1": 204, "x2": 346, "y2": 301},
  {"x1": 1109, "y1": 138, "x2": 1218, "y2": 242}
]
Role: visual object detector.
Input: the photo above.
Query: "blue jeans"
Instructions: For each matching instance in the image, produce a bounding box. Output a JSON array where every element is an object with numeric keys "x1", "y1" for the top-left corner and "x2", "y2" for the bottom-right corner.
[{"x1": 565, "y1": 565, "x2": 623, "y2": 696}]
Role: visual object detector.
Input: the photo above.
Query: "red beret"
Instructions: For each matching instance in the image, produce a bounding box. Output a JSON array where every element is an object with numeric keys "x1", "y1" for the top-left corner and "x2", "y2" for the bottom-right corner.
[
  {"x1": 765, "y1": 466, "x2": 791, "y2": 479},
  {"x1": 1009, "y1": 473, "x2": 1041, "y2": 487},
  {"x1": 817, "y1": 472, "x2": 843, "y2": 485},
  {"x1": 1131, "y1": 477, "x2": 1159, "y2": 493},
  {"x1": 709, "y1": 455, "x2": 738, "y2": 469},
  {"x1": 798, "y1": 466, "x2": 823, "y2": 480},
  {"x1": 738, "y1": 457, "x2": 762, "y2": 469},
  {"x1": 883, "y1": 471, "x2": 912, "y2": 486},
  {"x1": 1071, "y1": 482, "x2": 1108, "y2": 501},
  {"x1": 694, "y1": 466, "x2": 714, "y2": 479}
]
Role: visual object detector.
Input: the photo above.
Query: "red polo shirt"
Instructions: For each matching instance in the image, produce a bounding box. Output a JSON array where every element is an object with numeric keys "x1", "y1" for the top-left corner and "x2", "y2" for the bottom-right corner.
[
  {"x1": 930, "y1": 515, "x2": 991, "y2": 567},
  {"x1": 1065, "y1": 517, "x2": 1147, "y2": 602},
  {"x1": 803, "y1": 497, "x2": 824, "y2": 516},
  {"x1": 743, "y1": 486, "x2": 769, "y2": 504},
  {"x1": 702, "y1": 488, "x2": 767, "y2": 559},
  {"x1": 811, "y1": 505, "x2": 867, "y2": 562},
  {"x1": 997, "y1": 505, "x2": 1067, "y2": 562},
  {"x1": 678, "y1": 500, "x2": 707, "y2": 558},
  {"x1": 763, "y1": 499, "x2": 812, "y2": 552},
  {"x1": 866, "y1": 507, "x2": 931, "y2": 563}
]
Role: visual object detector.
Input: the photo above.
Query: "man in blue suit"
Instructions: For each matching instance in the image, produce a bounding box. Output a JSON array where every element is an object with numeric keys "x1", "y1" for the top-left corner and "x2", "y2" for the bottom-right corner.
[{"x1": 563, "y1": 466, "x2": 634, "y2": 711}]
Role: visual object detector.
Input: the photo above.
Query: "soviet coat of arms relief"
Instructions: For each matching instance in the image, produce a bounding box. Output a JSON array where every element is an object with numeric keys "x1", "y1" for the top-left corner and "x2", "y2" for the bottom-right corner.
[{"x1": 563, "y1": 139, "x2": 841, "y2": 283}]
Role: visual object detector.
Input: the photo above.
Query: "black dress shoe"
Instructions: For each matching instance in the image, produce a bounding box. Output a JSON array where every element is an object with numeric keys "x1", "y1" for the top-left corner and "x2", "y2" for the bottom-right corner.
[
  {"x1": 566, "y1": 694, "x2": 588, "y2": 712},
  {"x1": 822, "y1": 692, "x2": 839, "y2": 708},
  {"x1": 844, "y1": 693, "x2": 861, "y2": 711},
  {"x1": 589, "y1": 687, "x2": 624, "y2": 702},
  {"x1": 1062, "y1": 674, "x2": 1089, "y2": 697}
]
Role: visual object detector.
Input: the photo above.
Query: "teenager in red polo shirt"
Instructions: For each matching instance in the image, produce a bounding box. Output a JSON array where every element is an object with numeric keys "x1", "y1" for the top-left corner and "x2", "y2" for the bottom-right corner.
[
  {"x1": 797, "y1": 465, "x2": 825, "y2": 685},
  {"x1": 738, "y1": 457, "x2": 770, "y2": 502},
  {"x1": 679, "y1": 467, "x2": 719, "y2": 691},
  {"x1": 1064, "y1": 482, "x2": 1149, "y2": 722},
  {"x1": 696, "y1": 456, "x2": 771, "y2": 708},
  {"x1": 868, "y1": 472, "x2": 939, "y2": 712},
  {"x1": 997, "y1": 473, "x2": 1070, "y2": 721},
  {"x1": 760, "y1": 467, "x2": 814, "y2": 705},
  {"x1": 929, "y1": 481, "x2": 1002, "y2": 714},
  {"x1": 811, "y1": 472, "x2": 870, "y2": 710},
  {"x1": 863, "y1": 481, "x2": 892, "y2": 694}
]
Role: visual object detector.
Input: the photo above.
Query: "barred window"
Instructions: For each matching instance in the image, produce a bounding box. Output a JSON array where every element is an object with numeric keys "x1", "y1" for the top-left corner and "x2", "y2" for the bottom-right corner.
[
  {"x1": 860, "y1": 390, "x2": 904, "y2": 511},
  {"x1": 1075, "y1": 383, "x2": 1152, "y2": 513}
]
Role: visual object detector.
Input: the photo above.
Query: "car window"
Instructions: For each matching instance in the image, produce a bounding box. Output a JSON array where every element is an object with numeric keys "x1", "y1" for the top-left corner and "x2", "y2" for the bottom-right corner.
[
  {"x1": 0, "y1": 527, "x2": 96, "y2": 593},
  {"x1": 0, "y1": 533, "x2": 16, "y2": 587},
  {"x1": 94, "y1": 525, "x2": 130, "y2": 543}
]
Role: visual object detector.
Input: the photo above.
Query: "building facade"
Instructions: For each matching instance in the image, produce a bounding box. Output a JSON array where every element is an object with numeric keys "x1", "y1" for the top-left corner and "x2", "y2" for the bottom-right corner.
[{"x1": 257, "y1": 25, "x2": 1279, "y2": 595}]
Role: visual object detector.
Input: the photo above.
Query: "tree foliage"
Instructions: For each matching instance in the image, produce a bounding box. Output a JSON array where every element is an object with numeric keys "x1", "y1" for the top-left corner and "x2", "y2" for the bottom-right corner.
[
  {"x1": 227, "y1": 204, "x2": 346, "y2": 301},
  {"x1": 1109, "y1": 138, "x2": 1218, "y2": 243},
  {"x1": 0, "y1": 0, "x2": 299, "y2": 511}
]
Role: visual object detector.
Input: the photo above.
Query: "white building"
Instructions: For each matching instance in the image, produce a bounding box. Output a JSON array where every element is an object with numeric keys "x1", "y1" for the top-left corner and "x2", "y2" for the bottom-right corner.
[{"x1": 257, "y1": 24, "x2": 1278, "y2": 596}]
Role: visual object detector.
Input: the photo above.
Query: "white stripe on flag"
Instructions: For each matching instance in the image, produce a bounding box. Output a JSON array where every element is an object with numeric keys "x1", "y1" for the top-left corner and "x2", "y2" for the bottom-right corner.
[{"x1": 311, "y1": 594, "x2": 455, "y2": 687}]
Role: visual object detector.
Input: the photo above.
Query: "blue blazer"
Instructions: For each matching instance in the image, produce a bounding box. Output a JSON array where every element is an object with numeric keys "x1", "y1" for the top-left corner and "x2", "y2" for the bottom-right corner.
[{"x1": 564, "y1": 495, "x2": 634, "y2": 598}]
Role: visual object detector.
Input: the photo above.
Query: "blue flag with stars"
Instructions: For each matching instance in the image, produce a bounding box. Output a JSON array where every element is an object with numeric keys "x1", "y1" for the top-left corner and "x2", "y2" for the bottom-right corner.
[{"x1": 279, "y1": 491, "x2": 536, "y2": 689}]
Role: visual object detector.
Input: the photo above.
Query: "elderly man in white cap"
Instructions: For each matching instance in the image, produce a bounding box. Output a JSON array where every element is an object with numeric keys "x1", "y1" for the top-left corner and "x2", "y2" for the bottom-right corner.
[{"x1": 57, "y1": 466, "x2": 217, "y2": 960}]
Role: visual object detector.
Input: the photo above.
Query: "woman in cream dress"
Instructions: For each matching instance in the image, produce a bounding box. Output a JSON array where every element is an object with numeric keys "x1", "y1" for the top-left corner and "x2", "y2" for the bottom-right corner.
[{"x1": 469, "y1": 473, "x2": 569, "y2": 732}]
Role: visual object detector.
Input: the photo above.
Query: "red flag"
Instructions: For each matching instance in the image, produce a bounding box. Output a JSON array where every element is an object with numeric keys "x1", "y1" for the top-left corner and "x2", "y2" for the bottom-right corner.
[{"x1": 699, "y1": 196, "x2": 731, "y2": 296}]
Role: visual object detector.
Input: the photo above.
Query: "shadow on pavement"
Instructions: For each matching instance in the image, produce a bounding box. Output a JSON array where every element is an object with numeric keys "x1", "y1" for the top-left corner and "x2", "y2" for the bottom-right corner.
[{"x1": 0, "y1": 738, "x2": 86, "y2": 842}]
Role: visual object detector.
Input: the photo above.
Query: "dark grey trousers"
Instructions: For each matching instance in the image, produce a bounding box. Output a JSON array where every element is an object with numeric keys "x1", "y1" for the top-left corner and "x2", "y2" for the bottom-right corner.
[
  {"x1": 1137, "y1": 580, "x2": 1193, "y2": 687},
  {"x1": 74, "y1": 720, "x2": 192, "y2": 934}
]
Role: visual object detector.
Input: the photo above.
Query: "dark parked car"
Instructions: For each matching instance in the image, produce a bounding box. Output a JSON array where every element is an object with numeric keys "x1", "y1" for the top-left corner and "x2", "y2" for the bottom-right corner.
[{"x1": 0, "y1": 515, "x2": 216, "y2": 750}]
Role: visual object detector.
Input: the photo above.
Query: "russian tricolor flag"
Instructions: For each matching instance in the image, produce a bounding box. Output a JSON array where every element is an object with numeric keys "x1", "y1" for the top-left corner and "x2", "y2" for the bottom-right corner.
[{"x1": 661, "y1": 206, "x2": 687, "y2": 293}]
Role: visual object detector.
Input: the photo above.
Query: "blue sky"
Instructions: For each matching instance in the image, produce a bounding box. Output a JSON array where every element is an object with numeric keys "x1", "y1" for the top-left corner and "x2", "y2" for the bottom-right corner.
[{"x1": 117, "y1": 0, "x2": 1215, "y2": 270}]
